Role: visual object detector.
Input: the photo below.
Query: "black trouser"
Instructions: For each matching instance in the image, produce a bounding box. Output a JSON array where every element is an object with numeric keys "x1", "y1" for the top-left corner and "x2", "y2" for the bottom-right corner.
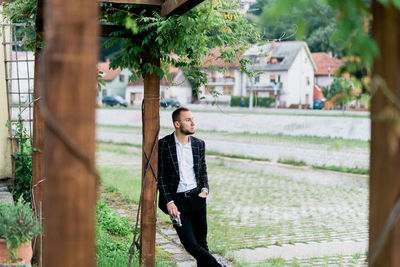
[{"x1": 174, "y1": 191, "x2": 220, "y2": 267}]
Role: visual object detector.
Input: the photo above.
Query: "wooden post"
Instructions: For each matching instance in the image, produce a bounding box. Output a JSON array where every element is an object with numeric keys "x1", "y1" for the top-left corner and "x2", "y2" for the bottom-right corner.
[
  {"x1": 42, "y1": 0, "x2": 98, "y2": 264},
  {"x1": 369, "y1": 2, "x2": 400, "y2": 266},
  {"x1": 31, "y1": 0, "x2": 44, "y2": 263},
  {"x1": 140, "y1": 50, "x2": 160, "y2": 267}
]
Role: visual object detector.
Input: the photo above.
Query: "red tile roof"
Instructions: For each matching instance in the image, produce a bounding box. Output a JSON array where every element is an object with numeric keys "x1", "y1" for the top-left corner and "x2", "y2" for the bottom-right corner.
[
  {"x1": 202, "y1": 47, "x2": 242, "y2": 69},
  {"x1": 312, "y1": 52, "x2": 342, "y2": 76},
  {"x1": 97, "y1": 59, "x2": 121, "y2": 81}
]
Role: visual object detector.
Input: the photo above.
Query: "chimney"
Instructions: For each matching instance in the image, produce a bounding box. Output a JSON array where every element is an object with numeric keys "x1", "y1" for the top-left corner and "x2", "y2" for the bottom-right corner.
[
  {"x1": 328, "y1": 51, "x2": 332, "y2": 58},
  {"x1": 106, "y1": 58, "x2": 110, "y2": 64}
]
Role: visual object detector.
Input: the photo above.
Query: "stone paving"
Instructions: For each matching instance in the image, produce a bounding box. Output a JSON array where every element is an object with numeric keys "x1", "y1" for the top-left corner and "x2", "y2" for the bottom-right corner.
[{"x1": 97, "y1": 140, "x2": 369, "y2": 266}]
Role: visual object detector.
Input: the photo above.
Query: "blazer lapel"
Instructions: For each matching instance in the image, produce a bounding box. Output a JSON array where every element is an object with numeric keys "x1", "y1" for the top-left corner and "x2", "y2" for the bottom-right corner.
[
  {"x1": 168, "y1": 135, "x2": 179, "y2": 177},
  {"x1": 191, "y1": 137, "x2": 200, "y2": 175}
]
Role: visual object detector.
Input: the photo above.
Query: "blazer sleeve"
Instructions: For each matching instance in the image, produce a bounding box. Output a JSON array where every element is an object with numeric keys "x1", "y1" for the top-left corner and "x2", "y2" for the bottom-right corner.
[
  {"x1": 200, "y1": 140, "x2": 209, "y2": 192},
  {"x1": 158, "y1": 139, "x2": 173, "y2": 205}
]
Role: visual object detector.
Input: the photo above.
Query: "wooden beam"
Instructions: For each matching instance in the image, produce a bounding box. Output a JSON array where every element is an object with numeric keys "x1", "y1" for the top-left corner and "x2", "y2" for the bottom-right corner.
[
  {"x1": 99, "y1": 0, "x2": 162, "y2": 5},
  {"x1": 369, "y1": 1, "x2": 400, "y2": 266},
  {"x1": 160, "y1": 0, "x2": 203, "y2": 17},
  {"x1": 140, "y1": 50, "x2": 159, "y2": 267},
  {"x1": 42, "y1": 0, "x2": 98, "y2": 264}
]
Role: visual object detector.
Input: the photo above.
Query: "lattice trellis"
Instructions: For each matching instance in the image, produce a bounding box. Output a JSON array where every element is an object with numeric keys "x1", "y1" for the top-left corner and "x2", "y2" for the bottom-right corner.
[{"x1": 2, "y1": 23, "x2": 35, "y2": 177}]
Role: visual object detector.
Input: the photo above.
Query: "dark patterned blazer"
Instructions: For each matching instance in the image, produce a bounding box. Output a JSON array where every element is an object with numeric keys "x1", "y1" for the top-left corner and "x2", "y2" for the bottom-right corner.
[{"x1": 158, "y1": 133, "x2": 209, "y2": 214}]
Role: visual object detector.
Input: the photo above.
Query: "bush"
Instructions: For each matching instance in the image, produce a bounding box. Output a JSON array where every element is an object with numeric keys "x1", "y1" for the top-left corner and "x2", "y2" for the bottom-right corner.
[
  {"x1": 231, "y1": 96, "x2": 274, "y2": 107},
  {"x1": 0, "y1": 198, "x2": 41, "y2": 248}
]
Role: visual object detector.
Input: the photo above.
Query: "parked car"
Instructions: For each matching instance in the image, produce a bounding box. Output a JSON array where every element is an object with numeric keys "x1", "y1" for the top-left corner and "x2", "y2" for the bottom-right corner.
[
  {"x1": 313, "y1": 99, "x2": 325, "y2": 110},
  {"x1": 102, "y1": 95, "x2": 128, "y2": 107},
  {"x1": 160, "y1": 98, "x2": 181, "y2": 108}
]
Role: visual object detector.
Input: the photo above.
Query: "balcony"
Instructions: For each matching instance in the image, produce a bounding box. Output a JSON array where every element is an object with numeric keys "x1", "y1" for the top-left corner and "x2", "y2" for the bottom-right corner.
[{"x1": 207, "y1": 77, "x2": 235, "y2": 85}]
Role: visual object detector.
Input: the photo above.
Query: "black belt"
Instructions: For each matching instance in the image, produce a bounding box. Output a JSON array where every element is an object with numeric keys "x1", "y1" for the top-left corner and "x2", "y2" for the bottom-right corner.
[{"x1": 175, "y1": 187, "x2": 199, "y2": 198}]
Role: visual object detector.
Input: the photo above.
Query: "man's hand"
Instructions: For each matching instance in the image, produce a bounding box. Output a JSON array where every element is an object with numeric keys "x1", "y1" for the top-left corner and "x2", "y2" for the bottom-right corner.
[
  {"x1": 167, "y1": 202, "x2": 179, "y2": 218},
  {"x1": 198, "y1": 191, "x2": 207, "y2": 198}
]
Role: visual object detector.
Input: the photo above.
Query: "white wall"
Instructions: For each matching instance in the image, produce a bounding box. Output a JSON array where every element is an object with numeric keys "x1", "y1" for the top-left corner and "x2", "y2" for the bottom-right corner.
[
  {"x1": 315, "y1": 75, "x2": 334, "y2": 88},
  {"x1": 285, "y1": 47, "x2": 314, "y2": 107},
  {"x1": 103, "y1": 68, "x2": 132, "y2": 98},
  {"x1": 0, "y1": 19, "x2": 12, "y2": 180},
  {"x1": 125, "y1": 71, "x2": 193, "y2": 106}
]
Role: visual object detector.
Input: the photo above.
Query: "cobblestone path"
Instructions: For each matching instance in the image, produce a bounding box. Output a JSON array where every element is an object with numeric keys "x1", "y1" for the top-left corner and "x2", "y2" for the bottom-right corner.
[{"x1": 97, "y1": 142, "x2": 369, "y2": 266}]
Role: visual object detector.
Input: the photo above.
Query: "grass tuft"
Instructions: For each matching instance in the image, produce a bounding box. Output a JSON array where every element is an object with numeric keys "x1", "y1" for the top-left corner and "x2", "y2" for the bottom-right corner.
[
  {"x1": 312, "y1": 165, "x2": 369, "y2": 175},
  {"x1": 278, "y1": 158, "x2": 307, "y2": 166}
]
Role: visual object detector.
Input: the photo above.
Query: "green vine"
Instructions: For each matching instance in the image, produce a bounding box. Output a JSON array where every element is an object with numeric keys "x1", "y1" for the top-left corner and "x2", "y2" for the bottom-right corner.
[{"x1": 5, "y1": 114, "x2": 36, "y2": 203}]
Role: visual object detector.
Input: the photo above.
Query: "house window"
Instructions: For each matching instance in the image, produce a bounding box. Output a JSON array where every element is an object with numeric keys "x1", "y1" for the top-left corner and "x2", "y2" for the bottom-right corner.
[
  {"x1": 250, "y1": 56, "x2": 260, "y2": 64},
  {"x1": 306, "y1": 77, "x2": 310, "y2": 85},
  {"x1": 278, "y1": 75, "x2": 281, "y2": 83},
  {"x1": 268, "y1": 57, "x2": 284, "y2": 64},
  {"x1": 119, "y1": 75, "x2": 125, "y2": 82},
  {"x1": 254, "y1": 76, "x2": 260, "y2": 84},
  {"x1": 223, "y1": 86, "x2": 233, "y2": 95},
  {"x1": 102, "y1": 89, "x2": 107, "y2": 97},
  {"x1": 225, "y1": 70, "x2": 234, "y2": 78},
  {"x1": 206, "y1": 86, "x2": 215, "y2": 95},
  {"x1": 270, "y1": 75, "x2": 276, "y2": 84}
]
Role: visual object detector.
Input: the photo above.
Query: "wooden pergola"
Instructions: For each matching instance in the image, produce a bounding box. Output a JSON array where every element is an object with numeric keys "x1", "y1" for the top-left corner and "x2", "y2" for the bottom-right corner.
[
  {"x1": 22, "y1": 0, "x2": 400, "y2": 266},
  {"x1": 31, "y1": 0, "x2": 202, "y2": 266}
]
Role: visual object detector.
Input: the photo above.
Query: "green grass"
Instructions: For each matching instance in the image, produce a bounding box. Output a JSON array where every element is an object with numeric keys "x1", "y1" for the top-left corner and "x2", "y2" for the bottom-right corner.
[
  {"x1": 97, "y1": 123, "x2": 369, "y2": 150},
  {"x1": 96, "y1": 200, "x2": 174, "y2": 267},
  {"x1": 312, "y1": 165, "x2": 369, "y2": 175},
  {"x1": 97, "y1": 140, "x2": 142, "y2": 150},
  {"x1": 98, "y1": 167, "x2": 142, "y2": 203},
  {"x1": 206, "y1": 150, "x2": 271, "y2": 162},
  {"x1": 278, "y1": 158, "x2": 307, "y2": 166}
]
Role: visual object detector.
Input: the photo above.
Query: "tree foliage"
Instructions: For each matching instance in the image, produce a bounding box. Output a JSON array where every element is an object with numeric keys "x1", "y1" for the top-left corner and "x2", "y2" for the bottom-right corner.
[
  {"x1": 248, "y1": 0, "x2": 380, "y2": 70},
  {"x1": 248, "y1": 0, "x2": 342, "y2": 55},
  {"x1": 101, "y1": 0, "x2": 259, "y2": 91}
]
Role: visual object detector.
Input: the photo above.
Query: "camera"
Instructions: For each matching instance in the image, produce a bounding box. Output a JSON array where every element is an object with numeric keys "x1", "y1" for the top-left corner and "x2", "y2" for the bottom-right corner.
[{"x1": 171, "y1": 214, "x2": 182, "y2": 228}]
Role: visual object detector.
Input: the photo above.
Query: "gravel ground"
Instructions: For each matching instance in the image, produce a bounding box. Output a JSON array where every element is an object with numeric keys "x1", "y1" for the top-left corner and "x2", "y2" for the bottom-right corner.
[
  {"x1": 96, "y1": 128, "x2": 369, "y2": 168},
  {"x1": 96, "y1": 108, "x2": 370, "y2": 140}
]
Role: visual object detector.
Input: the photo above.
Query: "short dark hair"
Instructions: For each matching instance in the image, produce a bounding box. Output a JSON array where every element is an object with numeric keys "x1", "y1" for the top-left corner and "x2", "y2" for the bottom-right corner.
[{"x1": 172, "y1": 107, "x2": 190, "y2": 122}]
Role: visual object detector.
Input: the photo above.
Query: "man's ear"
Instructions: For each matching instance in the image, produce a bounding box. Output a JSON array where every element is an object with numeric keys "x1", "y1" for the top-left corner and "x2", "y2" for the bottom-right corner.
[{"x1": 173, "y1": 121, "x2": 180, "y2": 129}]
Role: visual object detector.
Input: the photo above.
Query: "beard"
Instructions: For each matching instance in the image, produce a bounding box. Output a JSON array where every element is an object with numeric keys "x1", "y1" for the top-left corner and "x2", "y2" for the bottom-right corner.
[{"x1": 181, "y1": 128, "x2": 195, "y2": 135}]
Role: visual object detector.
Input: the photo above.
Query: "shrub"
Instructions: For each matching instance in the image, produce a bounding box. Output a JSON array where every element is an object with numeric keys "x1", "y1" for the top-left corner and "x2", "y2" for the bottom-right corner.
[
  {"x1": 231, "y1": 96, "x2": 274, "y2": 107},
  {"x1": 6, "y1": 114, "x2": 34, "y2": 203},
  {"x1": 0, "y1": 198, "x2": 41, "y2": 248}
]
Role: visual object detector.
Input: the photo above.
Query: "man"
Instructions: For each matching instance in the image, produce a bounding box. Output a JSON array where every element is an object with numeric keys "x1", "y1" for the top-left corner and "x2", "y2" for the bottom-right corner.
[{"x1": 158, "y1": 107, "x2": 222, "y2": 267}]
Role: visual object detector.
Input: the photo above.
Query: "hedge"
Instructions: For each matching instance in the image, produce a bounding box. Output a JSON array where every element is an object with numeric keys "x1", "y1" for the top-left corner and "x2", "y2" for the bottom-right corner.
[{"x1": 230, "y1": 96, "x2": 274, "y2": 108}]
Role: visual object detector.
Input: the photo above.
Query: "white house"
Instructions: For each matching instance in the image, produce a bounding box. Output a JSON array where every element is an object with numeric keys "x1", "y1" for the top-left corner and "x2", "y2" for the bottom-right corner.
[
  {"x1": 311, "y1": 52, "x2": 342, "y2": 88},
  {"x1": 97, "y1": 59, "x2": 132, "y2": 101},
  {"x1": 198, "y1": 47, "x2": 246, "y2": 105},
  {"x1": 125, "y1": 67, "x2": 192, "y2": 106},
  {"x1": 243, "y1": 41, "x2": 317, "y2": 108}
]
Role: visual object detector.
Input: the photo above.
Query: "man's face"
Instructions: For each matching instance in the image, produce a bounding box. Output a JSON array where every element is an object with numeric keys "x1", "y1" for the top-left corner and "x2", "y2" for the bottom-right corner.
[{"x1": 176, "y1": 111, "x2": 195, "y2": 135}]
